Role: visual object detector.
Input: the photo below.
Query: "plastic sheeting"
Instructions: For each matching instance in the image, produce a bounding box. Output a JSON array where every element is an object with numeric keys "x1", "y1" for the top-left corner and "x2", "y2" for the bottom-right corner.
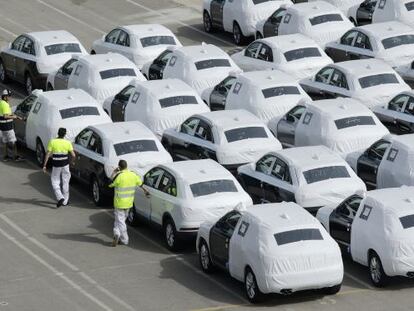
[{"x1": 373, "y1": 0, "x2": 414, "y2": 28}]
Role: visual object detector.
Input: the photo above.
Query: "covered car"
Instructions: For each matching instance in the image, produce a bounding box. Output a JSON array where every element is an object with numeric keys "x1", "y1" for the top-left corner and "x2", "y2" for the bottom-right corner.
[
  {"x1": 123, "y1": 79, "x2": 209, "y2": 138},
  {"x1": 131, "y1": 159, "x2": 253, "y2": 250},
  {"x1": 197, "y1": 202, "x2": 343, "y2": 302},
  {"x1": 231, "y1": 34, "x2": 333, "y2": 79},
  {"x1": 238, "y1": 145, "x2": 366, "y2": 213},
  {"x1": 317, "y1": 187, "x2": 414, "y2": 287},
  {"x1": 308, "y1": 0, "x2": 365, "y2": 16},
  {"x1": 91, "y1": 24, "x2": 182, "y2": 69},
  {"x1": 373, "y1": 0, "x2": 414, "y2": 28}
]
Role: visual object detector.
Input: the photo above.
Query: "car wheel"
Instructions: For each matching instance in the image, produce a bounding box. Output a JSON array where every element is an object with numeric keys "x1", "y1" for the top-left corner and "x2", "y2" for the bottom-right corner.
[
  {"x1": 91, "y1": 176, "x2": 105, "y2": 207},
  {"x1": 25, "y1": 73, "x2": 33, "y2": 95},
  {"x1": 0, "y1": 60, "x2": 9, "y2": 83},
  {"x1": 199, "y1": 240, "x2": 214, "y2": 273},
  {"x1": 163, "y1": 218, "x2": 180, "y2": 251},
  {"x1": 36, "y1": 139, "x2": 45, "y2": 167},
  {"x1": 233, "y1": 22, "x2": 247, "y2": 45},
  {"x1": 203, "y1": 11, "x2": 214, "y2": 33},
  {"x1": 245, "y1": 267, "x2": 263, "y2": 303},
  {"x1": 324, "y1": 284, "x2": 341, "y2": 295},
  {"x1": 90, "y1": 50, "x2": 96, "y2": 55},
  {"x1": 46, "y1": 83, "x2": 54, "y2": 91},
  {"x1": 126, "y1": 206, "x2": 139, "y2": 226},
  {"x1": 369, "y1": 252, "x2": 388, "y2": 287},
  {"x1": 255, "y1": 32, "x2": 263, "y2": 40}
]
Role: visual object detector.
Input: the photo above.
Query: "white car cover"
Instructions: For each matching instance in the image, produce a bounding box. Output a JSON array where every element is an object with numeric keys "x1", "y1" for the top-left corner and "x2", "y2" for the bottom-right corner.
[
  {"x1": 225, "y1": 70, "x2": 311, "y2": 124},
  {"x1": 308, "y1": 0, "x2": 363, "y2": 15},
  {"x1": 294, "y1": 99, "x2": 389, "y2": 158},
  {"x1": 350, "y1": 187, "x2": 414, "y2": 276},
  {"x1": 124, "y1": 79, "x2": 209, "y2": 138},
  {"x1": 373, "y1": 0, "x2": 414, "y2": 28},
  {"x1": 228, "y1": 203, "x2": 343, "y2": 293}
]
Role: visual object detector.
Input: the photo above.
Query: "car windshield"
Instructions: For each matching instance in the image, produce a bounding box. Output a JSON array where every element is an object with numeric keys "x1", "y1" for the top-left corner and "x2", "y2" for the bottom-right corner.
[
  {"x1": 59, "y1": 106, "x2": 100, "y2": 119},
  {"x1": 400, "y1": 214, "x2": 414, "y2": 229},
  {"x1": 309, "y1": 14, "x2": 343, "y2": 26},
  {"x1": 284, "y1": 47, "x2": 322, "y2": 62},
  {"x1": 262, "y1": 86, "x2": 301, "y2": 98},
  {"x1": 406, "y1": 1, "x2": 414, "y2": 11},
  {"x1": 225, "y1": 126, "x2": 268, "y2": 143},
  {"x1": 274, "y1": 228, "x2": 323, "y2": 246},
  {"x1": 334, "y1": 116, "x2": 376, "y2": 129},
  {"x1": 99, "y1": 68, "x2": 136, "y2": 80},
  {"x1": 159, "y1": 95, "x2": 198, "y2": 108},
  {"x1": 45, "y1": 43, "x2": 81, "y2": 55},
  {"x1": 190, "y1": 179, "x2": 238, "y2": 197},
  {"x1": 195, "y1": 59, "x2": 231, "y2": 70},
  {"x1": 113, "y1": 140, "x2": 158, "y2": 156},
  {"x1": 303, "y1": 166, "x2": 350, "y2": 184},
  {"x1": 140, "y1": 36, "x2": 176, "y2": 47},
  {"x1": 382, "y1": 35, "x2": 414, "y2": 49},
  {"x1": 359, "y1": 73, "x2": 399, "y2": 88}
]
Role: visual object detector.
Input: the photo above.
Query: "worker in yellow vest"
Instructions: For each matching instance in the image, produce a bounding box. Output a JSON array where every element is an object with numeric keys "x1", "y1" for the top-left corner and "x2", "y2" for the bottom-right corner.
[
  {"x1": 43, "y1": 128, "x2": 76, "y2": 208},
  {"x1": 109, "y1": 159, "x2": 150, "y2": 247}
]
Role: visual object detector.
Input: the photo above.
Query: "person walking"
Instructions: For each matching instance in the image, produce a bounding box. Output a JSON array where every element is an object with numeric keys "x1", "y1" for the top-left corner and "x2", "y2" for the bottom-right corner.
[
  {"x1": 43, "y1": 128, "x2": 76, "y2": 208},
  {"x1": 0, "y1": 89, "x2": 23, "y2": 161},
  {"x1": 109, "y1": 160, "x2": 150, "y2": 247}
]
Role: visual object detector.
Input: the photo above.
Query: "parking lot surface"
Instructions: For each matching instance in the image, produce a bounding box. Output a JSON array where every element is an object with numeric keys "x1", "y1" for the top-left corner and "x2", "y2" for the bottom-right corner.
[{"x1": 0, "y1": 1, "x2": 414, "y2": 310}]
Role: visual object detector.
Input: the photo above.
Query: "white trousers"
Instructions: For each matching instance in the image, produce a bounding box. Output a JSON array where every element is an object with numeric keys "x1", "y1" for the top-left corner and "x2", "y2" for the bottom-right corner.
[
  {"x1": 51, "y1": 165, "x2": 71, "y2": 205},
  {"x1": 113, "y1": 208, "x2": 129, "y2": 245}
]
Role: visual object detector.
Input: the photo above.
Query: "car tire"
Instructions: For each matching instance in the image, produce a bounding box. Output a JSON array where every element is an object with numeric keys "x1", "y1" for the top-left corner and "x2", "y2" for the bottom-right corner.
[
  {"x1": 163, "y1": 217, "x2": 180, "y2": 251},
  {"x1": 36, "y1": 139, "x2": 45, "y2": 167},
  {"x1": 90, "y1": 50, "x2": 96, "y2": 55},
  {"x1": 25, "y1": 73, "x2": 33, "y2": 95},
  {"x1": 199, "y1": 240, "x2": 214, "y2": 273},
  {"x1": 203, "y1": 11, "x2": 214, "y2": 33},
  {"x1": 91, "y1": 176, "x2": 105, "y2": 207},
  {"x1": 369, "y1": 252, "x2": 388, "y2": 287},
  {"x1": 233, "y1": 22, "x2": 247, "y2": 45},
  {"x1": 324, "y1": 283, "x2": 341, "y2": 295},
  {"x1": 0, "y1": 60, "x2": 9, "y2": 83},
  {"x1": 245, "y1": 267, "x2": 263, "y2": 303},
  {"x1": 46, "y1": 83, "x2": 54, "y2": 91},
  {"x1": 255, "y1": 32, "x2": 263, "y2": 40},
  {"x1": 126, "y1": 206, "x2": 139, "y2": 226}
]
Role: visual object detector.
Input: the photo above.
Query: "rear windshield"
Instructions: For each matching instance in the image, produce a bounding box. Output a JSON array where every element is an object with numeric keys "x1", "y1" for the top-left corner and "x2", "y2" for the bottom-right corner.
[
  {"x1": 252, "y1": 0, "x2": 272, "y2": 4},
  {"x1": 262, "y1": 86, "x2": 300, "y2": 98},
  {"x1": 309, "y1": 14, "x2": 343, "y2": 26},
  {"x1": 400, "y1": 214, "x2": 414, "y2": 229},
  {"x1": 195, "y1": 59, "x2": 231, "y2": 70},
  {"x1": 225, "y1": 126, "x2": 268, "y2": 143},
  {"x1": 284, "y1": 47, "x2": 322, "y2": 62},
  {"x1": 159, "y1": 95, "x2": 198, "y2": 108},
  {"x1": 190, "y1": 179, "x2": 238, "y2": 197},
  {"x1": 274, "y1": 228, "x2": 323, "y2": 246},
  {"x1": 113, "y1": 140, "x2": 158, "y2": 156},
  {"x1": 59, "y1": 106, "x2": 99, "y2": 119},
  {"x1": 382, "y1": 35, "x2": 414, "y2": 49},
  {"x1": 140, "y1": 36, "x2": 176, "y2": 48},
  {"x1": 335, "y1": 116, "x2": 376, "y2": 129},
  {"x1": 359, "y1": 73, "x2": 399, "y2": 88},
  {"x1": 99, "y1": 68, "x2": 136, "y2": 80},
  {"x1": 406, "y1": 1, "x2": 414, "y2": 11},
  {"x1": 303, "y1": 166, "x2": 350, "y2": 184},
  {"x1": 45, "y1": 43, "x2": 81, "y2": 55}
]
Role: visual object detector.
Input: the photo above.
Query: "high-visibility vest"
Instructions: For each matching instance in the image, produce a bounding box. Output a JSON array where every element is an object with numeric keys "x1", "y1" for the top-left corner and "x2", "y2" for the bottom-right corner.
[
  {"x1": 47, "y1": 138, "x2": 73, "y2": 167},
  {"x1": 0, "y1": 100, "x2": 13, "y2": 131},
  {"x1": 109, "y1": 169, "x2": 142, "y2": 209}
]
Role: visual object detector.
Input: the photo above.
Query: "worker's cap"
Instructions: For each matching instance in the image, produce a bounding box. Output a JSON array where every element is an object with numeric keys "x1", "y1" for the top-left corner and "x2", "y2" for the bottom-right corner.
[
  {"x1": 2, "y1": 89, "x2": 11, "y2": 96},
  {"x1": 58, "y1": 128, "x2": 67, "y2": 137}
]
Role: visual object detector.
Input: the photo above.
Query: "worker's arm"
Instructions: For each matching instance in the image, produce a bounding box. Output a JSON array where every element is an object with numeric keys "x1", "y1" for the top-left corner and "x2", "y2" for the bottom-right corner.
[
  {"x1": 137, "y1": 176, "x2": 150, "y2": 197},
  {"x1": 43, "y1": 151, "x2": 52, "y2": 173},
  {"x1": 69, "y1": 150, "x2": 76, "y2": 165}
]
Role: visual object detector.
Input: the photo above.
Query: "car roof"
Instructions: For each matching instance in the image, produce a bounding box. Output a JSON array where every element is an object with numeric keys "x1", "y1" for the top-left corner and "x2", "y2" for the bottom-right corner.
[
  {"x1": 366, "y1": 187, "x2": 414, "y2": 216},
  {"x1": 120, "y1": 24, "x2": 173, "y2": 37},
  {"x1": 333, "y1": 59, "x2": 395, "y2": 78},
  {"x1": 260, "y1": 34, "x2": 320, "y2": 52},
  {"x1": 245, "y1": 202, "x2": 319, "y2": 230},
  {"x1": 196, "y1": 110, "x2": 264, "y2": 129},
  {"x1": 88, "y1": 121, "x2": 156, "y2": 144},
  {"x1": 75, "y1": 53, "x2": 135, "y2": 71},
  {"x1": 173, "y1": 44, "x2": 228, "y2": 62},
  {"x1": 236, "y1": 70, "x2": 297, "y2": 89},
  {"x1": 307, "y1": 98, "x2": 373, "y2": 119},
  {"x1": 358, "y1": 21, "x2": 414, "y2": 42},
  {"x1": 25, "y1": 30, "x2": 80, "y2": 45},
  {"x1": 37, "y1": 89, "x2": 98, "y2": 108},
  {"x1": 160, "y1": 159, "x2": 234, "y2": 183},
  {"x1": 136, "y1": 79, "x2": 198, "y2": 99},
  {"x1": 288, "y1": 1, "x2": 341, "y2": 18}
]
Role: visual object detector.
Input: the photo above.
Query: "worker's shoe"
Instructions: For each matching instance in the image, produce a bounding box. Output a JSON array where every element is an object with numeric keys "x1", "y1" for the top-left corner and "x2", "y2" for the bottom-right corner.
[
  {"x1": 14, "y1": 155, "x2": 24, "y2": 162},
  {"x1": 112, "y1": 235, "x2": 120, "y2": 247},
  {"x1": 56, "y1": 199, "x2": 64, "y2": 208},
  {"x1": 3, "y1": 156, "x2": 11, "y2": 162}
]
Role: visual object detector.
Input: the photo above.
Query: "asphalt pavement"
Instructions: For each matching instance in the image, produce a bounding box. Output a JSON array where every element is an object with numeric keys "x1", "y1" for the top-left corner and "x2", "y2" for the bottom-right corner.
[{"x1": 0, "y1": 1, "x2": 414, "y2": 310}]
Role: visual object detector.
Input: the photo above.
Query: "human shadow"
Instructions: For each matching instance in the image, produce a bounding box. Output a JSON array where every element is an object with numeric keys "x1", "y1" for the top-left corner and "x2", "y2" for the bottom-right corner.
[
  {"x1": 0, "y1": 196, "x2": 55, "y2": 209},
  {"x1": 45, "y1": 232, "x2": 111, "y2": 247}
]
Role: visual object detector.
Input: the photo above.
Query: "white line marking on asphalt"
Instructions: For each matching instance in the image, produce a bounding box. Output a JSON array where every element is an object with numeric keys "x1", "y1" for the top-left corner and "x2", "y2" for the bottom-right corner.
[
  {"x1": 0, "y1": 225, "x2": 114, "y2": 311},
  {"x1": 124, "y1": 0, "x2": 235, "y2": 46},
  {"x1": 4, "y1": 18, "x2": 30, "y2": 32},
  {"x1": 0, "y1": 25, "x2": 17, "y2": 37},
  {"x1": 344, "y1": 272, "x2": 374, "y2": 290},
  {"x1": 36, "y1": 0, "x2": 105, "y2": 35},
  {"x1": 0, "y1": 214, "x2": 136, "y2": 311}
]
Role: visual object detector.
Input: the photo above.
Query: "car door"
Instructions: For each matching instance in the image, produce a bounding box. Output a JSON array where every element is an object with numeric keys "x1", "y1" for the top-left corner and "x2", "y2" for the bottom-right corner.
[
  {"x1": 209, "y1": 210, "x2": 241, "y2": 268},
  {"x1": 150, "y1": 169, "x2": 177, "y2": 225},
  {"x1": 54, "y1": 59, "x2": 77, "y2": 90},
  {"x1": 2, "y1": 35, "x2": 26, "y2": 80},
  {"x1": 137, "y1": 168, "x2": 164, "y2": 220},
  {"x1": 210, "y1": 0, "x2": 225, "y2": 28},
  {"x1": 326, "y1": 30, "x2": 358, "y2": 62},
  {"x1": 263, "y1": 8, "x2": 286, "y2": 37},
  {"x1": 209, "y1": 76, "x2": 236, "y2": 111},
  {"x1": 357, "y1": 139, "x2": 391, "y2": 188},
  {"x1": 327, "y1": 69, "x2": 351, "y2": 97},
  {"x1": 189, "y1": 120, "x2": 217, "y2": 160},
  {"x1": 277, "y1": 105, "x2": 305, "y2": 147},
  {"x1": 356, "y1": 0, "x2": 377, "y2": 25},
  {"x1": 264, "y1": 157, "x2": 295, "y2": 203},
  {"x1": 113, "y1": 30, "x2": 132, "y2": 61},
  {"x1": 307, "y1": 67, "x2": 336, "y2": 99},
  {"x1": 15, "y1": 36, "x2": 36, "y2": 83},
  {"x1": 72, "y1": 129, "x2": 94, "y2": 182},
  {"x1": 13, "y1": 94, "x2": 37, "y2": 143},
  {"x1": 253, "y1": 43, "x2": 274, "y2": 70},
  {"x1": 239, "y1": 42, "x2": 262, "y2": 71},
  {"x1": 379, "y1": 94, "x2": 409, "y2": 133},
  {"x1": 397, "y1": 96, "x2": 414, "y2": 134},
  {"x1": 111, "y1": 85, "x2": 135, "y2": 122},
  {"x1": 101, "y1": 29, "x2": 121, "y2": 54},
  {"x1": 83, "y1": 131, "x2": 106, "y2": 183},
  {"x1": 148, "y1": 50, "x2": 172, "y2": 80},
  {"x1": 171, "y1": 117, "x2": 201, "y2": 160},
  {"x1": 348, "y1": 31, "x2": 374, "y2": 60}
]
